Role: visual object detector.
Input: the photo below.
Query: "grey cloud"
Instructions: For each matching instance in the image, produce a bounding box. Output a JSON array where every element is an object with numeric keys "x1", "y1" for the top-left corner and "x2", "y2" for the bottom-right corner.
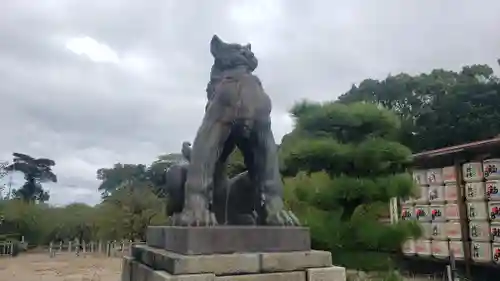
[{"x1": 1, "y1": 0, "x2": 499, "y2": 205}]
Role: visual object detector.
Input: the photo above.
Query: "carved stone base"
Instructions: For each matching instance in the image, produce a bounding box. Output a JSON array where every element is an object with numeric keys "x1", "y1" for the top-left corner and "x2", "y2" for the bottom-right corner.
[
  {"x1": 146, "y1": 226, "x2": 311, "y2": 255},
  {"x1": 122, "y1": 244, "x2": 346, "y2": 281}
]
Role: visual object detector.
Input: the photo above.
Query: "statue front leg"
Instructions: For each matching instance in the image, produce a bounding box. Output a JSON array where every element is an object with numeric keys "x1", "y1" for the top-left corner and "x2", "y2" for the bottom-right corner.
[
  {"x1": 212, "y1": 140, "x2": 235, "y2": 224},
  {"x1": 253, "y1": 122, "x2": 301, "y2": 226},
  {"x1": 173, "y1": 115, "x2": 231, "y2": 226}
]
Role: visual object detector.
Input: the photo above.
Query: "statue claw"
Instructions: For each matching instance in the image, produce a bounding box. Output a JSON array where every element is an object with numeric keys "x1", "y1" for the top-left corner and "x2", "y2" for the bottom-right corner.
[
  {"x1": 169, "y1": 209, "x2": 218, "y2": 226},
  {"x1": 266, "y1": 210, "x2": 301, "y2": 226}
]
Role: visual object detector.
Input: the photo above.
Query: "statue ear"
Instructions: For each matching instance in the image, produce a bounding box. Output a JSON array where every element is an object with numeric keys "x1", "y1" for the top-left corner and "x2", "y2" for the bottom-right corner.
[
  {"x1": 245, "y1": 43, "x2": 251, "y2": 51},
  {"x1": 210, "y1": 35, "x2": 224, "y2": 57}
]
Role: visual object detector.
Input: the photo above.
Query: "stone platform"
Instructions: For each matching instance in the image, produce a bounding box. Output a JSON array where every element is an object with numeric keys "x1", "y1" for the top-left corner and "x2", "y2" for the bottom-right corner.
[
  {"x1": 146, "y1": 226, "x2": 311, "y2": 255},
  {"x1": 123, "y1": 245, "x2": 345, "y2": 280},
  {"x1": 122, "y1": 226, "x2": 346, "y2": 280}
]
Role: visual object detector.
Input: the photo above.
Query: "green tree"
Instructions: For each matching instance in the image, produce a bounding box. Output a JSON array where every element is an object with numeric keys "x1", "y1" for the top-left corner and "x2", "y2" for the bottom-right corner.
[
  {"x1": 338, "y1": 64, "x2": 500, "y2": 152},
  {"x1": 227, "y1": 150, "x2": 246, "y2": 178},
  {"x1": 0, "y1": 193, "x2": 168, "y2": 245},
  {"x1": 95, "y1": 182, "x2": 168, "y2": 241},
  {"x1": 0, "y1": 161, "x2": 8, "y2": 181},
  {"x1": 45, "y1": 203, "x2": 97, "y2": 243},
  {"x1": 96, "y1": 153, "x2": 187, "y2": 199},
  {"x1": 3, "y1": 153, "x2": 57, "y2": 203},
  {"x1": 96, "y1": 163, "x2": 148, "y2": 198},
  {"x1": 280, "y1": 101, "x2": 420, "y2": 271},
  {"x1": 0, "y1": 199, "x2": 53, "y2": 244}
]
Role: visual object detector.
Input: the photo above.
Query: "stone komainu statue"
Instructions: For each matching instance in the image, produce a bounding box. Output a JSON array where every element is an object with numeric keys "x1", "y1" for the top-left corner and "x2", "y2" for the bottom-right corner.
[{"x1": 165, "y1": 35, "x2": 299, "y2": 226}]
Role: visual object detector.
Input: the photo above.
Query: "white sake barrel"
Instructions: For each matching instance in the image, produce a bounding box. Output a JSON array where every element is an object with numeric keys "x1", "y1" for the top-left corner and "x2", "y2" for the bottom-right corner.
[
  {"x1": 431, "y1": 222, "x2": 446, "y2": 240},
  {"x1": 488, "y1": 201, "x2": 500, "y2": 221},
  {"x1": 483, "y1": 159, "x2": 500, "y2": 180},
  {"x1": 402, "y1": 239, "x2": 416, "y2": 255},
  {"x1": 412, "y1": 170, "x2": 427, "y2": 185},
  {"x1": 442, "y1": 166, "x2": 456, "y2": 183},
  {"x1": 415, "y1": 239, "x2": 432, "y2": 256},
  {"x1": 420, "y1": 222, "x2": 432, "y2": 239},
  {"x1": 492, "y1": 243, "x2": 500, "y2": 264},
  {"x1": 445, "y1": 203, "x2": 460, "y2": 220},
  {"x1": 428, "y1": 185, "x2": 445, "y2": 203},
  {"x1": 467, "y1": 201, "x2": 488, "y2": 220},
  {"x1": 444, "y1": 183, "x2": 458, "y2": 202},
  {"x1": 430, "y1": 205, "x2": 446, "y2": 222},
  {"x1": 414, "y1": 185, "x2": 429, "y2": 204},
  {"x1": 471, "y1": 242, "x2": 492, "y2": 263},
  {"x1": 449, "y1": 241, "x2": 464, "y2": 259},
  {"x1": 469, "y1": 221, "x2": 490, "y2": 241},
  {"x1": 401, "y1": 205, "x2": 414, "y2": 221},
  {"x1": 465, "y1": 182, "x2": 486, "y2": 201},
  {"x1": 445, "y1": 220, "x2": 462, "y2": 240},
  {"x1": 486, "y1": 180, "x2": 500, "y2": 201},
  {"x1": 431, "y1": 240, "x2": 449, "y2": 259},
  {"x1": 491, "y1": 222, "x2": 500, "y2": 243},
  {"x1": 414, "y1": 205, "x2": 432, "y2": 222},
  {"x1": 426, "y1": 169, "x2": 443, "y2": 185},
  {"x1": 462, "y1": 162, "x2": 484, "y2": 182}
]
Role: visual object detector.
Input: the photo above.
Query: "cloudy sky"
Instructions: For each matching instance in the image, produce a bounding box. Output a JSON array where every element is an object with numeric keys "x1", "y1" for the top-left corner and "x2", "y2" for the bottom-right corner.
[{"x1": 0, "y1": 0, "x2": 499, "y2": 206}]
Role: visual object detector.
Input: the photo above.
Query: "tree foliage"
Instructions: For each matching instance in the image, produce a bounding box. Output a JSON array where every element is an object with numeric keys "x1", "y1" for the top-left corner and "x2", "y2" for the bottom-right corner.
[
  {"x1": 0, "y1": 183, "x2": 167, "y2": 245},
  {"x1": 227, "y1": 149, "x2": 246, "y2": 178},
  {"x1": 281, "y1": 102, "x2": 420, "y2": 271},
  {"x1": 96, "y1": 153, "x2": 186, "y2": 199},
  {"x1": 97, "y1": 163, "x2": 148, "y2": 198},
  {"x1": 338, "y1": 64, "x2": 500, "y2": 152},
  {"x1": 98, "y1": 182, "x2": 168, "y2": 241},
  {"x1": 3, "y1": 153, "x2": 57, "y2": 202}
]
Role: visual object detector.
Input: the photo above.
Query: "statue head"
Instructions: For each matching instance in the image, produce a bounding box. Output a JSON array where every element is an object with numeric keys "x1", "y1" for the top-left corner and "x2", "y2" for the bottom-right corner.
[{"x1": 210, "y1": 35, "x2": 258, "y2": 72}]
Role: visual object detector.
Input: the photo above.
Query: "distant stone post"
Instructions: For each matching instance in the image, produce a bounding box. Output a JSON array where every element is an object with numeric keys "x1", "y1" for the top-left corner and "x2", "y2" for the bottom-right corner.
[
  {"x1": 48, "y1": 242, "x2": 54, "y2": 258},
  {"x1": 106, "y1": 241, "x2": 111, "y2": 257}
]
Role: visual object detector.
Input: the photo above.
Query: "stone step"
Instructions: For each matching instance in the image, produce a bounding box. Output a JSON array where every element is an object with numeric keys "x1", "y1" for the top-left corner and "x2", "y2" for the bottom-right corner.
[
  {"x1": 122, "y1": 256, "x2": 213, "y2": 281},
  {"x1": 132, "y1": 244, "x2": 332, "y2": 276},
  {"x1": 122, "y1": 256, "x2": 346, "y2": 281},
  {"x1": 146, "y1": 226, "x2": 311, "y2": 255}
]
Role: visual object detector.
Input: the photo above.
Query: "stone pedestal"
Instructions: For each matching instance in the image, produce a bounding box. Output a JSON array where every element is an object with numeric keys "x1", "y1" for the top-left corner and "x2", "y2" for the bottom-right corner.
[
  {"x1": 121, "y1": 226, "x2": 346, "y2": 281},
  {"x1": 146, "y1": 226, "x2": 311, "y2": 255}
]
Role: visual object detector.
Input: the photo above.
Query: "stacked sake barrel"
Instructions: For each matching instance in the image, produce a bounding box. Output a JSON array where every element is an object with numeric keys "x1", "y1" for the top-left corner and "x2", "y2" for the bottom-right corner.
[
  {"x1": 464, "y1": 161, "x2": 491, "y2": 263},
  {"x1": 400, "y1": 170, "x2": 425, "y2": 256},
  {"x1": 427, "y1": 167, "x2": 462, "y2": 259},
  {"x1": 402, "y1": 159, "x2": 500, "y2": 263},
  {"x1": 400, "y1": 195, "x2": 418, "y2": 256},
  {"x1": 465, "y1": 159, "x2": 500, "y2": 263},
  {"x1": 487, "y1": 159, "x2": 500, "y2": 264},
  {"x1": 401, "y1": 167, "x2": 462, "y2": 258},
  {"x1": 439, "y1": 166, "x2": 464, "y2": 260}
]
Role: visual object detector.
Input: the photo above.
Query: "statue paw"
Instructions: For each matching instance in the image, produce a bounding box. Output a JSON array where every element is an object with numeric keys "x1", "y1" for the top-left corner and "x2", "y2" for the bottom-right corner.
[
  {"x1": 266, "y1": 210, "x2": 301, "y2": 226},
  {"x1": 169, "y1": 209, "x2": 218, "y2": 226}
]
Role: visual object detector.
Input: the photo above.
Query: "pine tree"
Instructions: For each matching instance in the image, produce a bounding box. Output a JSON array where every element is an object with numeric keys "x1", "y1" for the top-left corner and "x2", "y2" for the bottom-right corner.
[{"x1": 280, "y1": 101, "x2": 421, "y2": 271}]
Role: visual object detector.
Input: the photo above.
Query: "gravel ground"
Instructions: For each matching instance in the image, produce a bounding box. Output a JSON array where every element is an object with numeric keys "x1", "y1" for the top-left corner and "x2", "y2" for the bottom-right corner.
[{"x1": 0, "y1": 253, "x2": 122, "y2": 281}]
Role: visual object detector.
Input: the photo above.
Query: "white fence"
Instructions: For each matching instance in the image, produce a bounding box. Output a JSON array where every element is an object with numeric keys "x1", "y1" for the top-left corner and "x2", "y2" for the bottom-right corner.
[
  {"x1": 48, "y1": 240, "x2": 134, "y2": 258},
  {"x1": 0, "y1": 241, "x2": 14, "y2": 256},
  {"x1": 0, "y1": 240, "x2": 134, "y2": 258}
]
